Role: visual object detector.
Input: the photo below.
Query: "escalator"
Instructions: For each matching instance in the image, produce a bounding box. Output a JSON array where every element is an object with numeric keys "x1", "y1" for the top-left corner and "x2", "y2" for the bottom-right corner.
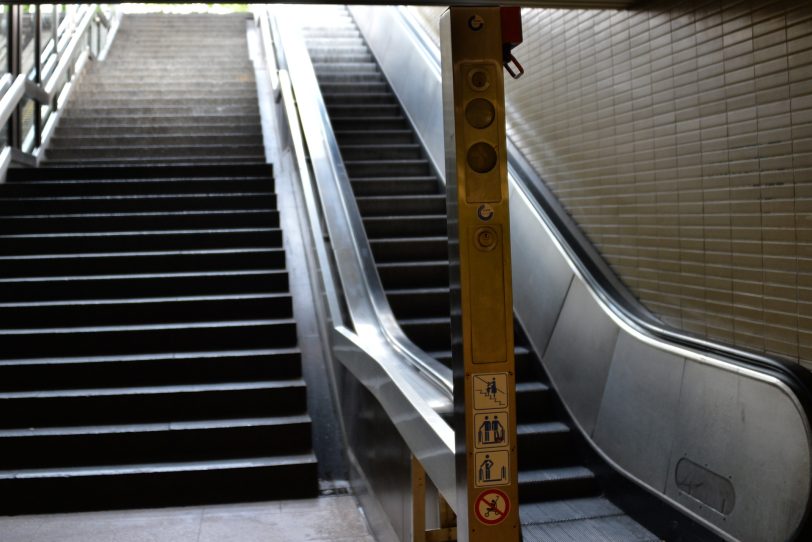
[{"x1": 298, "y1": 7, "x2": 666, "y2": 540}]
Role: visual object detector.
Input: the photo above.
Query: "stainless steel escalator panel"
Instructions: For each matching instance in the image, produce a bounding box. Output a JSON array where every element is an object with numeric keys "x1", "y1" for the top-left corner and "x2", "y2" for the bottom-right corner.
[
  {"x1": 542, "y1": 280, "x2": 620, "y2": 436},
  {"x1": 592, "y1": 333, "x2": 686, "y2": 489},
  {"x1": 509, "y1": 182, "x2": 575, "y2": 357},
  {"x1": 664, "y1": 362, "x2": 810, "y2": 541}
]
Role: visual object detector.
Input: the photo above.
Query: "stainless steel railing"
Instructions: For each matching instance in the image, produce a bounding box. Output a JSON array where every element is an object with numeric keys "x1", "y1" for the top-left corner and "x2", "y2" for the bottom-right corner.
[{"x1": 0, "y1": 4, "x2": 121, "y2": 179}]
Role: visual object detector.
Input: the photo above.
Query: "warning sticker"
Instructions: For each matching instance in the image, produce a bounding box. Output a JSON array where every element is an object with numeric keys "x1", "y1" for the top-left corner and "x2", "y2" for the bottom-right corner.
[
  {"x1": 472, "y1": 372, "x2": 508, "y2": 411},
  {"x1": 474, "y1": 488, "x2": 510, "y2": 526},
  {"x1": 474, "y1": 411, "x2": 508, "y2": 449},
  {"x1": 475, "y1": 450, "x2": 510, "y2": 487}
]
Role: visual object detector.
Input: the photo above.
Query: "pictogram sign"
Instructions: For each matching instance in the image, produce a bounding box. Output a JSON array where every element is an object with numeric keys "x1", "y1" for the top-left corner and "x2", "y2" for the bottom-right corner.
[
  {"x1": 474, "y1": 488, "x2": 511, "y2": 526},
  {"x1": 472, "y1": 372, "x2": 508, "y2": 410},
  {"x1": 474, "y1": 411, "x2": 509, "y2": 449},
  {"x1": 475, "y1": 450, "x2": 510, "y2": 487}
]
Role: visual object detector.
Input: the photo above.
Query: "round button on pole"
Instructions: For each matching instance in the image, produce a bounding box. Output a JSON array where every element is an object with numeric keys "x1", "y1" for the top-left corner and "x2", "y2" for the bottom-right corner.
[
  {"x1": 475, "y1": 227, "x2": 498, "y2": 251},
  {"x1": 468, "y1": 69, "x2": 490, "y2": 91},
  {"x1": 465, "y1": 98, "x2": 496, "y2": 129},
  {"x1": 467, "y1": 142, "x2": 497, "y2": 174}
]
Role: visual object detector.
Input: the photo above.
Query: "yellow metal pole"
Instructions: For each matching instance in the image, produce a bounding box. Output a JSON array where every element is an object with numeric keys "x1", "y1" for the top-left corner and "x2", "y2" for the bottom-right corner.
[
  {"x1": 412, "y1": 455, "x2": 427, "y2": 542},
  {"x1": 440, "y1": 7, "x2": 520, "y2": 542}
]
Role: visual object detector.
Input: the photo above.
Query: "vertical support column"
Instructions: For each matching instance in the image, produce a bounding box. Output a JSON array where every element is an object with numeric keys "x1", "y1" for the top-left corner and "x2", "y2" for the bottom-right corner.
[
  {"x1": 412, "y1": 456, "x2": 427, "y2": 542},
  {"x1": 441, "y1": 7, "x2": 519, "y2": 542},
  {"x1": 9, "y1": 5, "x2": 21, "y2": 151},
  {"x1": 34, "y1": 5, "x2": 42, "y2": 149}
]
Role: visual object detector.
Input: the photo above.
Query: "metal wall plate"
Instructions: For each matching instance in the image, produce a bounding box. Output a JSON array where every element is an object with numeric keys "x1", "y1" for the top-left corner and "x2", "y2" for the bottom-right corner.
[
  {"x1": 593, "y1": 333, "x2": 685, "y2": 491},
  {"x1": 542, "y1": 280, "x2": 620, "y2": 436}
]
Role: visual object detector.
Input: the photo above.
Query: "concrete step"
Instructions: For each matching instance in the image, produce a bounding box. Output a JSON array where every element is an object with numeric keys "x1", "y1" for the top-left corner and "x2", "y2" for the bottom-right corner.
[
  {"x1": 0, "y1": 348, "x2": 303, "y2": 391},
  {"x1": 0, "y1": 193, "x2": 277, "y2": 213},
  {"x1": 0, "y1": 248, "x2": 286, "y2": 278},
  {"x1": 0, "y1": 209, "x2": 278, "y2": 234},
  {"x1": 0, "y1": 319, "x2": 298, "y2": 361},
  {"x1": 0, "y1": 227, "x2": 283, "y2": 256},
  {"x1": 47, "y1": 144, "x2": 264, "y2": 160},
  {"x1": 0, "y1": 416, "x2": 313, "y2": 470},
  {"x1": 49, "y1": 134, "x2": 263, "y2": 148},
  {"x1": 0, "y1": 269, "x2": 290, "y2": 302},
  {"x1": 0, "y1": 455, "x2": 318, "y2": 514},
  {"x1": 62, "y1": 105, "x2": 260, "y2": 118},
  {"x1": 55, "y1": 124, "x2": 262, "y2": 136}
]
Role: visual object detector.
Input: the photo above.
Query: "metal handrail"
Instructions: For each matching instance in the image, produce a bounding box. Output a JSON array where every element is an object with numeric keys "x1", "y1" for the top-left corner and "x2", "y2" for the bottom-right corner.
[
  {"x1": 0, "y1": 4, "x2": 120, "y2": 182},
  {"x1": 271, "y1": 7, "x2": 452, "y2": 396},
  {"x1": 257, "y1": 5, "x2": 457, "y2": 509},
  {"x1": 0, "y1": 76, "x2": 26, "y2": 130},
  {"x1": 43, "y1": 7, "x2": 96, "y2": 98}
]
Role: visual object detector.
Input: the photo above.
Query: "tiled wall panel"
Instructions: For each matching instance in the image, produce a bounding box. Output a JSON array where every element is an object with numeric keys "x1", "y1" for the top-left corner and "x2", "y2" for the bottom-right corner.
[{"x1": 409, "y1": 1, "x2": 812, "y2": 369}]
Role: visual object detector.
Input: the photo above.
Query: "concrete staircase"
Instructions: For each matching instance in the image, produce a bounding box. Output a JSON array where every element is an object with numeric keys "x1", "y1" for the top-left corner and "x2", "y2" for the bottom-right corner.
[
  {"x1": 0, "y1": 14, "x2": 318, "y2": 513},
  {"x1": 46, "y1": 13, "x2": 265, "y2": 167}
]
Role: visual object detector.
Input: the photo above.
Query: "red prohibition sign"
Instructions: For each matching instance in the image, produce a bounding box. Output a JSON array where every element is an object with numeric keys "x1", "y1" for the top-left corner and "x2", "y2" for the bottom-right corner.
[{"x1": 474, "y1": 488, "x2": 510, "y2": 526}]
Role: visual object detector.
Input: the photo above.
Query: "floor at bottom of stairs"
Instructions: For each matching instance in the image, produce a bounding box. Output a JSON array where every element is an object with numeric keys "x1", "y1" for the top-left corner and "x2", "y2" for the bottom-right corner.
[{"x1": 0, "y1": 494, "x2": 375, "y2": 542}]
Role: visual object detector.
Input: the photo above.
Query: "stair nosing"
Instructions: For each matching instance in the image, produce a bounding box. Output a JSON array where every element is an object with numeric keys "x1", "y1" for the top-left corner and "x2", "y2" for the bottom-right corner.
[
  {"x1": 0, "y1": 454, "x2": 318, "y2": 480},
  {"x1": 0, "y1": 379, "x2": 307, "y2": 400},
  {"x1": 0, "y1": 415, "x2": 313, "y2": 438}
]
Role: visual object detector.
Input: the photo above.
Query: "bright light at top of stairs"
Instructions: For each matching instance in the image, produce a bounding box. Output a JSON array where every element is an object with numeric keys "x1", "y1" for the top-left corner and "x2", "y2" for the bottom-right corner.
[{"x1": 120, "y1": 3, "x2": 250, "y2": 15}]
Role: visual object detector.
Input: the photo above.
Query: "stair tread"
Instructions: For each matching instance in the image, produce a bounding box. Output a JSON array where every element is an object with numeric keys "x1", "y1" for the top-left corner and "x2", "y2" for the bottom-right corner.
[
  {"x1": 386, "y1": 287, "x2": 449, "y2": 295},
  {"x1": 1, "y1": 210, "x2": 276, "y2": 218},
  {"x1": 358, "y1": 194, "x2": 444, "y2": 200},
  {"x1": 0, "y1": 379, "x2": 306, "y2": 399},
  {"x1": 519, "y1": 466, "x2": 595, "y2": 483},
  {"x1": 364, "y1": 213, "x2": 445, "y2": 220},
  {"x1": 0, "y1": 415, "x2": 312, "y2": 438},
  {"x1": 0, "y1": 227, "x2": 279, "y2": 239},
  {"x1": 516, "y1": 381, "x2": 551, "y2": 393},
  {"x1": 1, "y1": 192, "x2": 272, "y2": 201},
  {"x1": 0, "y1": 247, "x2": 283, "y2": 262},
  {"x1": 399, "y1": 316, "x2": 450, "y2": 325},
  {"x1": 0, "y1": 269, "x2": 285, "y2": 283},
  {"x1": 0, "y1": 348, "x2": 301, "y2": 367},
  {"x1": 0, "y1": 454, "x2": 318, "y2": 480},
  {"x1": 0, "y1": 292, "x2": 290, "y2": 308},
  {"x1": 518, "y1": 421, "x2": 571, "y2": 435},
  {"x1": 378, "y1": 259, "x2": 448, "y2": 265},
  {"x1": 0, "y1": 318, "x2": 296, "y2": 336},
  {"x1": 371, "y1": 235, "x2": 447, "y2": 243}
]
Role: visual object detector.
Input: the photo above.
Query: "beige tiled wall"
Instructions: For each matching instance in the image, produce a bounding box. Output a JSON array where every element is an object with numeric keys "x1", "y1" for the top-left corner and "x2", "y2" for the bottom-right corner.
[{"x1": 409, "y1": 1, "x2": 812, "y2": 369}]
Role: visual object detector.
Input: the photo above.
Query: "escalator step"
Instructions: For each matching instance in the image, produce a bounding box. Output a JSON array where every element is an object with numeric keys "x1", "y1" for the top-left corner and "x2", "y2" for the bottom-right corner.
[
  {"x1": 519, "y1": 466, "x2": 599, "y2": 502},
  {"x1": 356, "y1": 194, "x2": 446, "y2": 215}
]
